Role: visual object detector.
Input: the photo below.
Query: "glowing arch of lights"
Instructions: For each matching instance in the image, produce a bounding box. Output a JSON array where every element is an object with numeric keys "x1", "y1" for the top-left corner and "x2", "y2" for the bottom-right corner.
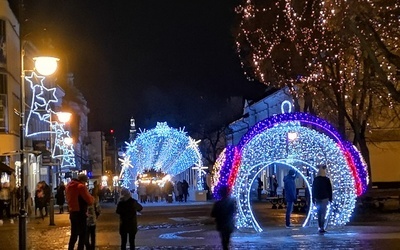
[
  {"x1": 212, "y1": 112, "x2": 369, "y2": 232},
  {"x1": 120, "y1": 122, "x2": 203, "y2": 191}
]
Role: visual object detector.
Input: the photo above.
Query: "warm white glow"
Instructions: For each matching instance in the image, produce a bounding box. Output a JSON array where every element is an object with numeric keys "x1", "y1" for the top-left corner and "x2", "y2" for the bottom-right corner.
[
  {"x1": 64, "y1": 137, "x2": 73, "y2": 145},
  {"x1": 33, "y1": 56, "x2": 59, "y2": 76},
  {"x1": 287, "y1": 132, "x2": 298, "y2": 141},
  {"x1": 56, "y1": 112, "x2": 72, "y2": 123}
]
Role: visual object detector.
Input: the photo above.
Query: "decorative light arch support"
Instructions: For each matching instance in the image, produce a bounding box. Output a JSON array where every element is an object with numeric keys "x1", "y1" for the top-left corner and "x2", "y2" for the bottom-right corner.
[{"x1": 212, "y1": 112, "x2": 369, "y2": 232}]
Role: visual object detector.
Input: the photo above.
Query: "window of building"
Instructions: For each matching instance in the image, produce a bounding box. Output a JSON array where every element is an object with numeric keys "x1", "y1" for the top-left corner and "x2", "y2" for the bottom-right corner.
[{"x1": 0, "y1": 73, "x2": 7, "y2": 132}]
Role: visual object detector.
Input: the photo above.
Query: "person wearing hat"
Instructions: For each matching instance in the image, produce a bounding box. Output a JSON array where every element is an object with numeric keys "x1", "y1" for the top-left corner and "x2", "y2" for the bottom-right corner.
[
  {"x1": 66, "y1": 174, "x2": 94, "y2": 250},
  {"x1": 283, "y1": 169, "x2": 297, "y2": 228},
  {"x1": 312, "y1": 164, "x2": 332, "y2": 234},
  {"x1": 116, "y1": 187, "x2": 143, "y2": 250}
]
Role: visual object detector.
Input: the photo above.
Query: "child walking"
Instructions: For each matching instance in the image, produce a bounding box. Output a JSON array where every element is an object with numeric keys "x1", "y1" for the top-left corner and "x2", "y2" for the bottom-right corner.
[
  {"x1": 85, "y1": 193, "x2": 101, "y2": 250},
  {"x1": 116, "y1": 188, "x2": 143, "y2": 250}
]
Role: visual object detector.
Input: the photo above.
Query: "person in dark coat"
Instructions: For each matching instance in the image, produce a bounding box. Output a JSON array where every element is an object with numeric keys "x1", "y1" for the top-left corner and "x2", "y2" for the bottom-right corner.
[
  {"x1": 181, "y1": 180, "x2": 189, "y2": 202},
  {"x1": 283, "y1": 169, "x2": 297, "y2": 228},
  {"x1": 211, "y1": 185, "x2": 236, "y2": 250},
  {"x1": 55, "y1": 182, "x2": 66, "y2": 213},
  {"x1": 312, "y1": 164, "x2": 333, "y2": 234},
  {"x1": 257, "y1": 177, "x2": 263, "y2": 201},
  {"x1": 116, "y1": 187, "x2": 143, "y2": 250}
]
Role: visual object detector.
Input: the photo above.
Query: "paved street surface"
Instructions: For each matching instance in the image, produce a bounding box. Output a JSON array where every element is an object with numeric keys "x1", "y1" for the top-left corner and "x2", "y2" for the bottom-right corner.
[{"x1": 0, "y1": 201, "x2": 400, "y2": 249}]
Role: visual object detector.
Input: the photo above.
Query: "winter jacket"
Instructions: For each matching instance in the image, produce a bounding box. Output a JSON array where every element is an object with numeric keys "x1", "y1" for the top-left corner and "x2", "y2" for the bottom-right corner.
[
  {"x1": 312, "y1": 176, "x2": 333, "y2": 202},
  {"x1": 66, "y1": 179, "x2": 94, "y2": 213},
  {"x1": 116, "y1": 197, "x2": 143, "y2": 234},
  {"x1": 211, "y1": 197, "x2": 236, "y2": 233},
  {"x1": 87, "y1": 201, "x2": 101, "y2": 226},
  {"x1": 283, "y1": 174, "x2": 297, "y2": 202}
]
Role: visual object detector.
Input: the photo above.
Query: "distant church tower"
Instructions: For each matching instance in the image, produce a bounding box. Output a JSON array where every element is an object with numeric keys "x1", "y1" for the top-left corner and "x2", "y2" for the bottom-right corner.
[{"x1": 129, "y1": 117, "x2": 137, "y2": 141}]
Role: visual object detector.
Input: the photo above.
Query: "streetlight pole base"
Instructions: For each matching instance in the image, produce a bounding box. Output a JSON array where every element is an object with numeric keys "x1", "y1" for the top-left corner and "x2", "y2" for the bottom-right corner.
[{"x1": 18, "y1": 209, "x2": 27, "y2": 250}]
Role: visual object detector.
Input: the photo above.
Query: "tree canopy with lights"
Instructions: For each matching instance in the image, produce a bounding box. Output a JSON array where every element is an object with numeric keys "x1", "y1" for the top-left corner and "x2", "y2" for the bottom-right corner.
[{"x1": 235, "y1": 0, "x2": 400, "y2": 175}]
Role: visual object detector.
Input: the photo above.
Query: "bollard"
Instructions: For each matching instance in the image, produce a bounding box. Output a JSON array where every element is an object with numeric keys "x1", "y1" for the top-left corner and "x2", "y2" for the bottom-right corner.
[{"x1": 49, "y1": 188, "x2": 55, "y2": 226}]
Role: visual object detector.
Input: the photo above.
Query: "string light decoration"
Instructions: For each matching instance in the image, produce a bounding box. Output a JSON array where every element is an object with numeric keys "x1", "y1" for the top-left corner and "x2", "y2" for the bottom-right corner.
[
  {"x1": 234, "y1": 1, "x2": 400, "y2": 150},
  {"x1": 119, "y1": 155, "x2": 136, "y2": 190},
  {"x1": 212, "y1": 112, "x2": 369, "y2": 232},
  {"x1": 121, "y1": 122, "x2": 203, "y2": 190},
  {"x1": 24, "y1": 71, "x2": 76, "y2": 170}
]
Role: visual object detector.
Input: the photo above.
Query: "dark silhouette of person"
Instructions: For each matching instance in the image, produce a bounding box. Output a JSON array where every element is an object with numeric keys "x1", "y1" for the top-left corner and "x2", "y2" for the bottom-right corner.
[
  {"x1": 257, "y1": 177, "x2": 263, "y2": 201},
  {"x1": 182, "y1": 180, "x2": 189, "y2": 202},
  {"x1": 312, "y1": 164, "x2": 332, "y2": 234},
  {"x1": 55, "y1": 182, "x2": 66, "y2": 214},
  {"x1": 116, "y1": 188, "x2": 143, "y2": 250},
  {"x1": 283, "y1": 169, "x2": 297, "y2": 228},
  {"x1": 270, "y1": 175, "x2": 278, "y2": 197},
  {"x1": 211, "y1": 185, "x2": 236, "y2": 250}
]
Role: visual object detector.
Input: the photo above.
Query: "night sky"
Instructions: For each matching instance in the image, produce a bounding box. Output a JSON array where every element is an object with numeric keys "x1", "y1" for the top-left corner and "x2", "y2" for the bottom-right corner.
[{"x1": 19, "y1": 0, "x2": 266, "y2": 143}]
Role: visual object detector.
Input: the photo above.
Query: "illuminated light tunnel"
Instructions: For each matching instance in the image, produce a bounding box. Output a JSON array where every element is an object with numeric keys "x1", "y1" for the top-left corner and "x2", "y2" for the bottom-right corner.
[
  {"x1": 212, "y1": 112, "x2": 369, "y2": 232},
  {"x1": 120, "y1": 122, "x2": 203, "y2": 191}
]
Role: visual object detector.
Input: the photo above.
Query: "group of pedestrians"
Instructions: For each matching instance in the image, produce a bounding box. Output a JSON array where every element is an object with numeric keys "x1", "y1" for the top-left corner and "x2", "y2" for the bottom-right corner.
[
  {"x1": 41, "y1": 166, "x2": 331, "y2": 250},
  {"x1": 137, "y1": 179, "x2": 190, "y2": 204},
  {"x1": 284, "y1": 165, "x2": 333, "y2": 234},
  {"x1": 211, "y1": 164, "x2": 333, "y2": 250},
  {"x1": 65, "y1": 174, "x2": 141, "y2": 250}
]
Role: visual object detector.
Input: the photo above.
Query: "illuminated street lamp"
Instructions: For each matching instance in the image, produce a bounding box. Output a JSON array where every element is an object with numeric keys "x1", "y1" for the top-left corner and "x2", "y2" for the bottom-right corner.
[
  {"x1": 33, "y1": 56, "x2": 59, "y2": 76},
  {"x1": 19, "y1": 44, "x2": 59, "y2": 250}
]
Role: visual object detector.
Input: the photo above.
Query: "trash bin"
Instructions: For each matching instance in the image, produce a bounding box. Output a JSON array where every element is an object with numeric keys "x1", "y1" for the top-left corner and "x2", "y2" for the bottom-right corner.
[{"x1": 195, "y1": 191, "x2": 207, "y2": 201}]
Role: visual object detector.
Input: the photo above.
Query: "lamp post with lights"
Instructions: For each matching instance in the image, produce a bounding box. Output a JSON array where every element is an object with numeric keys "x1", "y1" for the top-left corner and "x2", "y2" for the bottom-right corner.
[
  {"x1": 48, "y1": 111, "x2": 71, "y2": 226},
  {"x1": 19, "y1": 31, "x2": 60, "y2": 250}
]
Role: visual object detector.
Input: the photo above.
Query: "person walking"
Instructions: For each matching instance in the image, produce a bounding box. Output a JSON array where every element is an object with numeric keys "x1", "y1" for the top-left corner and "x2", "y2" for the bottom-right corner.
[
  {"x1": 116, "y1": 187, "x2": 143, "y2": 250},
  {"x1": 312, "y1": 164, "x2": 333, "y2": 234},
  {"x1": 181, "y1": 180, "x2": 189, "y2": 202},
  {"x1": 55, "y1": 182, "x2": 66, "y2": 214},
  {"x1": 211, "y1": 185, "x2": 236, "y2": 250},
  {"x1": 66, "y1": 174, "x2": 94, "y2": 250},
  {"x1": 283, "y1": 169, "x2": 297, "y2": 228}
]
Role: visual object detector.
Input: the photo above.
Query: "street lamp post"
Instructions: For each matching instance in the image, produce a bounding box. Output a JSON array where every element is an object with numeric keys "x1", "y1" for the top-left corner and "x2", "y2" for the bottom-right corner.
[
  {"x1": 48, "y1": 112, "x2": 71, "y2": 226},
  {"x1": 18, "y1": 12, "x2": 60, "y2": 249}
]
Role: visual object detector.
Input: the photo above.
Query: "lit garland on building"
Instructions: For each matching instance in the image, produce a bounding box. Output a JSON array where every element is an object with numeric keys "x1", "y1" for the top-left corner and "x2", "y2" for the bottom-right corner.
[
  {"x1": 212, "y1": 112, "x2": 369, "y2": 232},
  {"x1": 121, "y1": 122, "x2": 203, "y2": 190},
  {"x1": 24, "y1": 72, "x2": 76, "y2": 170}
]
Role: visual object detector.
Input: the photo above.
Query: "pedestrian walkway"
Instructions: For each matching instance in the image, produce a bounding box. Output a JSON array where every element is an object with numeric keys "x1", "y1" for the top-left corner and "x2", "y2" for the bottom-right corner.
[{"x1": 1, "y1": 202, "x2": 400, "y2": 249}]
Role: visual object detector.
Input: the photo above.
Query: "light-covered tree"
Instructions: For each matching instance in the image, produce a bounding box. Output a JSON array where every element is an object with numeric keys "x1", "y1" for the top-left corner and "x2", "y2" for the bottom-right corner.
[{"x1": 234, "y1": 0, "x2": 400, "y2": 175}]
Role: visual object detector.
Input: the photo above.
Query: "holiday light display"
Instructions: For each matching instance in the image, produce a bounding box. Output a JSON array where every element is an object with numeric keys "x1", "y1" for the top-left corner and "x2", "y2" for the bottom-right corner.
[
  {"x1": 120, "y1": 122, "x2": 203, "y2": 191},
  {"x1": 212, "y1": 112, "x2": 369, "y2": 232},
  {"x1": 234, "y1": 0, "x2": 400, "y2": 150},
  {"x1": 24, "y1": 71, "x2": 76, "y2": 169}
]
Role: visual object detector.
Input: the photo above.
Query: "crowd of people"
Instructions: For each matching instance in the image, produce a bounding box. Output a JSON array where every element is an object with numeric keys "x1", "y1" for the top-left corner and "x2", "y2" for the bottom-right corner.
[
  {"x1": 0, "y1": 167, "x2": 332, "y2": 249},
  {"x1": 137, "y1": 179, "x2": 190, "y2": 203}
]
